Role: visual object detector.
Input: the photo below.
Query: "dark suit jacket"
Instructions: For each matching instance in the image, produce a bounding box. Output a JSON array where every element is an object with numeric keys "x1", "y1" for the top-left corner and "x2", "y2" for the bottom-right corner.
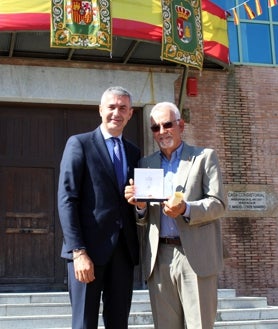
[{"x1": 58, "y1": 126, "x2": 140, "y2": 266}]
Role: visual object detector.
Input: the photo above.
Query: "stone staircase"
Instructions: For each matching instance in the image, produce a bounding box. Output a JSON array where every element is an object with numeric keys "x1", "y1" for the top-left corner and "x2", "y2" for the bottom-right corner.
[{"x1": 0, "y1": 289, "x2": 278, "y2": 329}]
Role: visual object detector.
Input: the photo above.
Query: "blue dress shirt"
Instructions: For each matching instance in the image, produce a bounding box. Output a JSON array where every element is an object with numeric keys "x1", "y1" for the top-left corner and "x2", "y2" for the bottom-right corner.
[{"x1": 159, "y1": 143, "x2": 184, "y2": 237}]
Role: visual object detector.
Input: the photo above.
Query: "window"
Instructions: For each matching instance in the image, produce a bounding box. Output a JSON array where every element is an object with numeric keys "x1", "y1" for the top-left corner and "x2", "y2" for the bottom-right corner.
[
  {"x1": 241, "y1": 23, "x2": 272, "y2": 63},
  {"x1": 212, "y1": 0, "x2": 278, "y2": 66},
  {"x1": 274, "y1": 26, "x2": 278, "y2": 62}
]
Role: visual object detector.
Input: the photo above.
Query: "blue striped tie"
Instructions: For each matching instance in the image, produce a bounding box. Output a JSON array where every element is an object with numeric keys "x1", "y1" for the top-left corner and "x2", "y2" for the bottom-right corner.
[{"x1": 112, "y1": 137, "x2": 124, "y2": 191}]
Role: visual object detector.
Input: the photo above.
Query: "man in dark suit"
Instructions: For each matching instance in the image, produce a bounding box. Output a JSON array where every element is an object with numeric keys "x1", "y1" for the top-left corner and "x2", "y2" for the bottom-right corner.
[
  {"x1": 58, "y1": 86, "x2": 140, "y2": 329},
  {"x1": 125, "y1": 102, "x2": 226, "y2": 329}
]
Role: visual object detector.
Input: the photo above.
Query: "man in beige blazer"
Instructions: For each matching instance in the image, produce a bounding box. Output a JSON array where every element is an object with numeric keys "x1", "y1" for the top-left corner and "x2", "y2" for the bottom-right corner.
[{"x1": 125, "y1": 102, "x2": 226, "y2": 329}]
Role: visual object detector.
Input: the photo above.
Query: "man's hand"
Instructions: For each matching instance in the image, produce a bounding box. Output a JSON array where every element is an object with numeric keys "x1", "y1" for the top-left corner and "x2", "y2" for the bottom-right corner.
[
  {"x1": 73, "y1": 251, "x2": 95, "y2": 283},
  {"x1": 162, "y1": 200, "x2": 186, "y2": 218},
  {"x1": 125, "y1": 178, "x2": 147, "y2": 209}
]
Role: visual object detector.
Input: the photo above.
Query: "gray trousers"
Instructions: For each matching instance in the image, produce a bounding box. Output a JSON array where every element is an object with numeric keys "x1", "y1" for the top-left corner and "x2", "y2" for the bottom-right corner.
[{"x1": 148, "y1": 243, "x2": 218, "y2": 329}]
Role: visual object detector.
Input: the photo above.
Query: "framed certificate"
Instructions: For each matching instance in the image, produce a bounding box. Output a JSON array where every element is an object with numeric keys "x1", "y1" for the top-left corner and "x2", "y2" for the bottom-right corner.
[{"x1": 134, "y1": 168, "x2": 167, "y2": 201}]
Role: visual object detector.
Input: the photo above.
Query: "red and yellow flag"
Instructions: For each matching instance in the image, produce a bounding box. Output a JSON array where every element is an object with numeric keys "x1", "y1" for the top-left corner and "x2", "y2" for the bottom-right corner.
[
  {"x1": 243, "y1": 2, "x2": 256, "y2": 19},
  {"x1": 0, "y1": 1, "x2": 49, "y2": 30},
  {"x1": 268, "y1": 0, "x2": 278, "y2": 7},
  {"x1": 112, "y1": 0, "x2": 162, "y2": 42},
  {"x1": 0, "y1": 0, "x2": 229, "y2": 65},
  {"x1": 202, "y1": 0, "x2": 229, "y2": 64},
  {"x1": 255, "y1": 0, "x2": 263, "y2": 16},
  {"x1": 232, "y1": 8, "x2": 239, "y2": 25}
]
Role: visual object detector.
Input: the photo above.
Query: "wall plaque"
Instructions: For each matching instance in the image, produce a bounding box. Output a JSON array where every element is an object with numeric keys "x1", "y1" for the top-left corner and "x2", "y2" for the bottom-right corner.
[{"x1": 228, "y1": 191, "x2": 267, "y2": 211}]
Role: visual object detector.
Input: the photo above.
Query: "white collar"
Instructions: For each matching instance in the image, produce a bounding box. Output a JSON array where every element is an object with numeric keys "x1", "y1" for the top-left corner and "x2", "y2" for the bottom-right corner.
[{"x1": 100, "y1": 124, "x2": 122, "y2": 141}]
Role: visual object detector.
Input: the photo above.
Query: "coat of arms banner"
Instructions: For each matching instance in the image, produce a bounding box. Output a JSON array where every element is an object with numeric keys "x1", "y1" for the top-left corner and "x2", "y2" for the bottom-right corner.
[
  {"x1": 51, "y1": 0, "x2": 112, "y2": 51},
  {"x1": 161, "y1": 0, "x2": 204, "y2": 69}
]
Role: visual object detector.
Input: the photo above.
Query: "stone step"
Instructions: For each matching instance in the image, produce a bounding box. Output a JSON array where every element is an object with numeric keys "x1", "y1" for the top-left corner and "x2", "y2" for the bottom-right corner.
[
  {"x1": 214, "y1": 320, "x2": 278, "y2": 329},
  {"x1": 0, "y1": 312, "x2": 154, "y2": 328},
  {"x1": 0, "y1": 300, "x2": 271, "y2": 315},
  {"x1": 0, "y1": 289, "x2": 235, "y2": 304},
  {"x1": 217, "y1": 296, "x2": 268, "y2": 309},
  {"x1": 216, "y1": 307, "x2": 278, "y2": 321},
  {"x1": 218, "y1": 289, "x2": 236, "y2": 298},
  {"x1": 0, "y1": 301, "x2": 150, "y2": 316},
  {"x1": 1, "y1": 307, "x2": 278, "y2": 328},
  {"x1": 1, "y1": 301, "x2": 278, "y2": 320},
  {"x1": 2, "y1": 317, "x2": 278, "y2": 329},
  {"x1": 14, "y1": 319, "x2": 278, "y2": 329},
  {"x1": 38, "y1": 327, "x2": 154, "y2": 329},
  {"x1": 0, "y1": 294, "x2": 271, "y2": 315},
  {"x1": 0, "y1": 289, "x2": 277, "y2": 329},
  {"x1": 0, "y1": 289, "x2": 265, "y2": 308}
]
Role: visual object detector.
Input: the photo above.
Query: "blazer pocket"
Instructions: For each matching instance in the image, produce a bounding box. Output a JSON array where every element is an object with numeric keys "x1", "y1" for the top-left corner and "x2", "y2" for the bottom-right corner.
[{"x1": 196, "y1": 221, "x2": 214, "y2": 228}]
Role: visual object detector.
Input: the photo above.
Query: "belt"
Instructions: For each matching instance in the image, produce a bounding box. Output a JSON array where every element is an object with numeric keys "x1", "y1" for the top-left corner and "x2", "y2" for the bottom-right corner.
[{"x1": 159, "y1": 237, "x2": 181, "y2": 246}]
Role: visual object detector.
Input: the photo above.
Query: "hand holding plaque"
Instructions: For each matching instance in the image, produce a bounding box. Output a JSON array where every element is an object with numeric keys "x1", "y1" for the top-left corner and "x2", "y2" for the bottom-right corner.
[{"x1": 134, "y1": 168, "x2": 167, "y2": 201}]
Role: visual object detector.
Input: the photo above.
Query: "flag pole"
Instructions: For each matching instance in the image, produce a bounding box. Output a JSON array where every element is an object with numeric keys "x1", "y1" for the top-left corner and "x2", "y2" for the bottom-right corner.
[{"x1": 178, "y1": 65, "x2": 189, "y2": 113}]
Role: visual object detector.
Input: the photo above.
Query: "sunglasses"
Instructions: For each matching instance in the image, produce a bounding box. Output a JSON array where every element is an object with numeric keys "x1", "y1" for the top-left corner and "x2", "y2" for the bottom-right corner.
[{"x1": 150, "y1": 119, "x2": 180, "y2": 132}]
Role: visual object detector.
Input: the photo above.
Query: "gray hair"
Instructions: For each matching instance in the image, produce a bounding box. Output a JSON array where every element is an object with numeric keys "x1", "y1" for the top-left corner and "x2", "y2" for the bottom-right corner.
[
  {"x1": 150, "y1": 102, "x2": 181, "y2": 120},
  {"x1": 101, "y1": 86, "x2": 133, "y2": 106}
]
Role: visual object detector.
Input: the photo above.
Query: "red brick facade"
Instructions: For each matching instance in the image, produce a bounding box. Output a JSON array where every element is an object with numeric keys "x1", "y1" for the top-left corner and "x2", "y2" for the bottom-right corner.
[{"x1": 175, "y1": 66, "x2": 278, "y2": 305}]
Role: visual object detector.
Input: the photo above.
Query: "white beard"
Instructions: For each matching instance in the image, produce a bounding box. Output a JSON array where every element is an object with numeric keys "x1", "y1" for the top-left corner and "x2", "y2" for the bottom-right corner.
[{"x1": 158, "y1": 134, "x2": 174, "y2": 149}]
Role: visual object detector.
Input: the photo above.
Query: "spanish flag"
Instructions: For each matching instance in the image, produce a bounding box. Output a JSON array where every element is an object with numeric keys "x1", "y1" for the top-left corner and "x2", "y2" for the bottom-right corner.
[
  {"x1": 0, "y1": 1, "x2": 50, "y2": 30},
  {"x1": 112, "y1": 0, "x2": 163, "y2": 42},
  {"x1": 0, "y1": 0, "x2": 229, "y2": 65},
  {"x1": 268, "y1": 0, "x2": 278, "y2": 7},
  {"x1": 243, "y1": 2, "x2": 256, "y2": 19},
  {"x1": 202, "y1": 0, "x2": 229, "y2": 65},
  {"x1": 255, "y1": 0, "x2": 263, "y2": 16},
  {"x1": 232, "y1": 8, "x2": 239, "y2": 25}
]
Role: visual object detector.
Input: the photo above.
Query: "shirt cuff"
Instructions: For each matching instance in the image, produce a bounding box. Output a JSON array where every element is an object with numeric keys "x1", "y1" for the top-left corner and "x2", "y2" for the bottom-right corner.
[
  {"x1": 182, "y1": 203, "x2": 190, "y2": 222},
  {"x1": 136, "y1": 206, "x2": 147, "y2": 216}
]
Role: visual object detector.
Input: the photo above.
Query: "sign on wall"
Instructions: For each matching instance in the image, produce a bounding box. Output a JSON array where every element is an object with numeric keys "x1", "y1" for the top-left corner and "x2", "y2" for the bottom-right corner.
[
  {"x1": 228, "y1": 191, "x2": 267, "y2": 211},
  {"x1": 224, "y1": 184, "x2": 278, "y2": 218}
]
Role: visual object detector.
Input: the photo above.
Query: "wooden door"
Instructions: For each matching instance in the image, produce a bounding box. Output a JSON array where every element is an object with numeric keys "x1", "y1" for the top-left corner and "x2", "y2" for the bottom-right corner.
[
  {"x1": 0, "y1": 104, "x2": 143, "y2": 291},
  {"x1": 0, "y1": 105, "x2": 64, "y2": 291},
  {"x1": 0, "y1": 167, "x2": 55, "y2": 282}
]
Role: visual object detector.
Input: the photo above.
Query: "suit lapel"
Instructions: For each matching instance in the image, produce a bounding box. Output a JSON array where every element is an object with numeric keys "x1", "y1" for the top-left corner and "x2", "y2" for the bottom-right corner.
[
  {"x1": 174, "y1": 143, "x2": 196, "y2": 193},
  {"x1": 147, "y1": 152, "x2": 161, "y2": 169},
  {"x1": 122, "y1": 138, "x2": 134, "y2": 182},
  {"x1": 91, "y1": 128, "x2": 118, "y2": 188}
]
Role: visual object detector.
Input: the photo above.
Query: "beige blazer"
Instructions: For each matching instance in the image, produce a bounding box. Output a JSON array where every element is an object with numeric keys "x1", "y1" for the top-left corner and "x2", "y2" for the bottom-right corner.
[{"x1": 139, "y1": 142, "x2": 226, "y2": 279}]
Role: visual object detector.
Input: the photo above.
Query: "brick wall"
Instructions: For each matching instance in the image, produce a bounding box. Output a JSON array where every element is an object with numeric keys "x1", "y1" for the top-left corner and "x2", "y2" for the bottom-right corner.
[{"x1": 175, "y1": 66, "x2": 278, "y2": 305}]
